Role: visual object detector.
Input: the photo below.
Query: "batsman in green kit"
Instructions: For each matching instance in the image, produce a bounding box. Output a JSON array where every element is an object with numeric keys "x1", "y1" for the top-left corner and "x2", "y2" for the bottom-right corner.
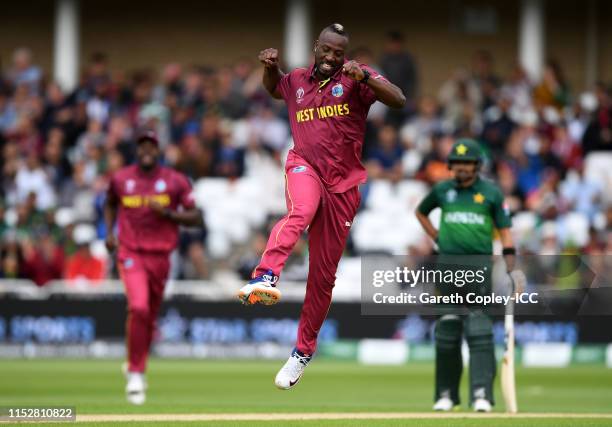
[{"x1": 416, "y1": 139, "x2": 525, "y2": 412}]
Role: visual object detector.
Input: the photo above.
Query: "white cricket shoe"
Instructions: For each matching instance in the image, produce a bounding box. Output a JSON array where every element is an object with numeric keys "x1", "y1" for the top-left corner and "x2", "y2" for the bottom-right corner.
[
  {"x1": 274, "y1": 348, "x2": 312, "y2": 390},
  {"x1": 125, "y1": 372, "x2": 147, "y2": 405},
  {"x1": 238, "y1": 270, "x2": 281, "y2": 306},
  {"x1": 433, "y1": 396, "x2": 455, "y2": 411},
  {"x1": 473, "y1": 398, "x2": 492, "y2": 412}
]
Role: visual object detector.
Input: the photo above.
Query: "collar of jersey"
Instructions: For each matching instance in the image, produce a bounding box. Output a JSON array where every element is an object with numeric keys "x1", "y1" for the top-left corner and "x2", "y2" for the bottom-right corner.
[
  {"x1": 308, "y1": 62, "x2": 344, "y2": 87},
  {"x1": 453, "y1": 175, "x2": 480, "y2": 189},
  {"x1": 136, "y1": 164, "x2": 161, "y2": 178}
]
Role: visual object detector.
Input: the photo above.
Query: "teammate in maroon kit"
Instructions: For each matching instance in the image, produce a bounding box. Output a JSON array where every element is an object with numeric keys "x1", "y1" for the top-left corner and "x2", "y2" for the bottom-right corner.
[
  {"x1": 104, "y1": 131, "x2": 202, "y2": 404},
  {"x1": 238, "y1": 24, "x2": 405, "y2": 389}
]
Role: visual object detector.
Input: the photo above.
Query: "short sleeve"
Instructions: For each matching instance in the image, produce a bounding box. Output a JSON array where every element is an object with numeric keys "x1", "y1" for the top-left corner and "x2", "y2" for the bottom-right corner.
[
  {"x1": 492, "y1": 189, "x2": 512, "y2": 229},
  {"x1": 177, "y1": 173, "x2": 196, "y2": 209},
  {"x1": 358, "y1": 65, "x2": 389, "y2": 107},
  {"x1": 417, "y1": 187, "x2": 439, "y2": 215},
  {"x1": 276, "y1": 72, "x2": 293, "y2": 100}
]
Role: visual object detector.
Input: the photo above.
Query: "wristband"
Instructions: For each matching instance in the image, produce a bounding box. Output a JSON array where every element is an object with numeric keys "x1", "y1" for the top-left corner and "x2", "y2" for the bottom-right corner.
[
  {"x1": 360, "y1": 69, "x2": 370, "y2": 85},
  {"x1": 502, "y1": 247, "x2": 516, "y2": 255}
]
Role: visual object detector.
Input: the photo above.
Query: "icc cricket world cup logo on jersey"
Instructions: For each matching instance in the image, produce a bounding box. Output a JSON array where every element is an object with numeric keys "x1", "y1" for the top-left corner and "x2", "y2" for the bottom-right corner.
[{"x1": 296, "y1": 87, "x2": 305, "y2": 104}]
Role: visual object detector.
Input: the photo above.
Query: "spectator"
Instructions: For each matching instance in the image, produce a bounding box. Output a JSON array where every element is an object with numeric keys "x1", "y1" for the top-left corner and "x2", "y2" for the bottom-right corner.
[
  {"x1": 366, "y1": 125, "x2": 403, "y2": 183},
  {"x1": 15, "y1": 152, "x2": 56, "y2": 210},
  {"x1": 7, "y1": 48, "x2": 42, "y2": 95},
  {"x1": 178, "y1": 234, "x2": 208, "y2": 280},
  {"x1": 380, "y1": 31, "x2": 418, "y2": 124},
  {"x1": 43, "y1": 127, "x2": 72, "y2": 188},
  {"x1": 438, "y1": 69, "x2": 480, "y2": 136},
  {"x1": 582, "y1": 83, "x2": 612, "y2": 154},
  {"x1": 480, "y1": 89, "x2": 516, "y2": 157},
  {"x1": 416, "y1": 133, "x2": 454, "y2": 184},
  {"x1": 380, "y1": 31, "x2": 418, "y2": 102},
  {"x1": 236, "y1": 232, "x2": 268, "y2": 280},
  {"x1": 400, "y1": 95, "x2": 443, "y2": 156},
  {"x1": 533, "y1": 60, "x2": 570, "y2": 111},
  {"x1": 64, "y1": 224, "x2": 105, "y2": 282},
  {"x1": 152, "y1": 62, "x2": 183, "y2": 104},
  {"x1": 469, "y1": 50, "x2": 501, "y2": 112},
  {"x1": 242, "y1": 105, "x2": 289, "y2": 152},
  {"x1": 20, "y1": 233, "x2": 64, "y2": 286}
]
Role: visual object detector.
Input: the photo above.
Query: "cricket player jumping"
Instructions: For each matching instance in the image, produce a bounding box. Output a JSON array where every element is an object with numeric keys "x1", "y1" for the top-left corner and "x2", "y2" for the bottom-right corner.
[
  {"x1": 415, "y1": 139, "x2": 526, "y2": 412},
  {"x1": 105, "y1": 131, "x2": 203, "y2": 404},
  {"x1": 238, "y1": 23, "x2": 406, "y2": 389}
]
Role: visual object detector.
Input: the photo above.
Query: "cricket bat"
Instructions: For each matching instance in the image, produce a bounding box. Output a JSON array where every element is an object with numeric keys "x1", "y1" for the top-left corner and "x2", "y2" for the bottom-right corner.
[{"x1": 501, "y1": 280, "x2": 518, "y2": 413}]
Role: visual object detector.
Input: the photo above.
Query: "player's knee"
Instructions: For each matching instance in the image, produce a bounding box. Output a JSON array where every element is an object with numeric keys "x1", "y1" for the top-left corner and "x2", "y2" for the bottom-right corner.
[
  {"x1": 465, "y1": 312, "x2": 493, "y2": 351},
  {"x1": 435, "y1": 315, "x2": 462, "y2": 350},
  {"x1": 289, "y1": 203, "x2": 316, "y2": 227},
  {"x1": 306, "y1": 267, "x2": 336, "y2": 291},
  {"x1": 466, "y1": 333, "x2": 493, "y2": 351}
]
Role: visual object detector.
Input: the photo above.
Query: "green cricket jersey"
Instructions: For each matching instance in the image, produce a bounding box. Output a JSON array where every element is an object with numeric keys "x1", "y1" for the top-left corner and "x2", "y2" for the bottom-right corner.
[{"x1": 417, "y1": 176, "x2": 511, "y2": 255}]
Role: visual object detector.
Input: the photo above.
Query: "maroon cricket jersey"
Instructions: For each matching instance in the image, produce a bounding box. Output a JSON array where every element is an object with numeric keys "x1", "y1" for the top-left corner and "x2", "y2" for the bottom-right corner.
[
  {"x1": 108, "y1": 165, "x2": 196, "y2": 253},
  {"x1": 277, "y1": 62, "x2": 386, "y2": 193}
]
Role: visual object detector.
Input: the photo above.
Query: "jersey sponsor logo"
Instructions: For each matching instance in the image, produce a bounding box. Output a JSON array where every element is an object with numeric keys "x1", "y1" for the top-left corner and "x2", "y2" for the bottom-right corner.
[
  {"x1": 331, "y1": 83, "x2": 344, "y2": 97},
  {"x1": 292, "y1": 166, "x2": 307, "y2": 173},
  {"x1": 155, "y1": 179, "x2": 167, "y2": 193},
  {"x1": 446, "y1": 189, "x2": 457, "y2": 202},
  {"x1": 125, "y1": 179, "x2": 135, "y2": 193},
  {"x1": 296, "y1": 87, "x2": 305, "y2": 104},
  {"x1": 444, "y1": 211, "x2": 485, "y2": 225},
  {"x1": 344, "y1": 221, "x2": 352, "y2": 227},
  {"x1": 295, "y1": 103, "x2": 350, "y2": 123},
  {"x1": 121, "y1": 194, "x2": 171, "y2": 208}
]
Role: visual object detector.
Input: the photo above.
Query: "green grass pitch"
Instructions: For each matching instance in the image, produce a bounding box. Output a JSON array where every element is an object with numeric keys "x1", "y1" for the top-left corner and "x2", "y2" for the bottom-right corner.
[{"x1": 0, "y1": 359, "x2": 611, "y2": 426}]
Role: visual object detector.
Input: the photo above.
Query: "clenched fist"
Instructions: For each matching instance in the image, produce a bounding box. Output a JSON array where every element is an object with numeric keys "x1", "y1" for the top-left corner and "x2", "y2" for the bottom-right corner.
[
  {"x1": 258, "y1": 48, "x2": 279, "y2": 69},
  {"x1": 342, "y1": 60, "x2": 365, "y2": 81}
]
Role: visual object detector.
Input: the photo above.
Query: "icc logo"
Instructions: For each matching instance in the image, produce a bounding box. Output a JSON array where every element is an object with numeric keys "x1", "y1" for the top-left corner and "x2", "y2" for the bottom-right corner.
[
  {"x1": 125, "y1": 179, "x2": 135, "y2": 193},
  {"x1": 296, "y1": 87, "x2": 305, "y2": 103},
  {"x1": 332, "y1": 83, "x2": 343, "y2": 97}
]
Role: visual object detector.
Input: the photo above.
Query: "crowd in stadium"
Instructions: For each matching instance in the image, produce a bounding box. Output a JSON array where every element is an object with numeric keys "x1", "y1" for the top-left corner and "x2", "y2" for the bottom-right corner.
[{"x1": 0, "y1": 31, "x2": 611, "y2": 285}]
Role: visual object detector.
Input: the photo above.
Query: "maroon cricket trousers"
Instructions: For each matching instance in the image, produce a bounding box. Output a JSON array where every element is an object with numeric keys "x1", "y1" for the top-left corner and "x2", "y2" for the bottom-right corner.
[
  {"x1": 118, "y1": 247, "x2": 170, "y2": 373},
  {"x1": 254, "y1": 154, "x2": 360, "y2": 355}
]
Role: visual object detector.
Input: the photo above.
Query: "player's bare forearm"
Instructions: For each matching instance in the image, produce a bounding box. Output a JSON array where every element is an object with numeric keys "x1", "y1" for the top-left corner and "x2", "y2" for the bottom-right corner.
[
  {"x1": 366, "y1": 77, "x2": 406, "y2": 109},
  {"x1": 259, "y1": 48, "x2": 283, "y2": 99},
  {"x1": 165, "y1": 208, "x2": 204, "y2": 227},
  {"x1": 499, "y1": 227, "x2": 516, "y2": 271},
  {"x1": 263, "y1": 66, "x2": 284, "y2": 99},
  {"x1": 104, "y1": 198, "x2": 117, "y2": 236},
  {"x1": 416, "y1": 211, "x2": 438, "y2": 242},
  {"x1": 104, "y1": 196, "x2": 118, "y2": 252}
]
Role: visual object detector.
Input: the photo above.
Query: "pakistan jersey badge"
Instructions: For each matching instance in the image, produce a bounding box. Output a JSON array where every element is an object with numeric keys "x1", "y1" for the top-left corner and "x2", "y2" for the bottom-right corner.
[
  {"x1": 446, "y1": 189, "x2": 457, "y2": 202},
  {"x1": 331, "y1": 83, "x2": 343, "y2": 97}
]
